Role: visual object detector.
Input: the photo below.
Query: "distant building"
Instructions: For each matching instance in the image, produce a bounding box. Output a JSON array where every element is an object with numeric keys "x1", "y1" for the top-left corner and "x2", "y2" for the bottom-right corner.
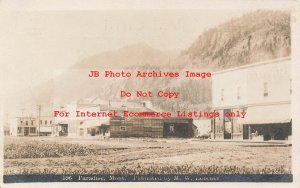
[
  {"x1": 193, "y1": 119, "x2": 212, "y2": 138},
  {"x1": 110, "y1": 117, "x2": 195, "y2": 138},
  {"x1": 38, "y1": 116, "x2": 54, "y2": 136},
  {"x1": 212, "y1": 57, "x2": 292, "y2": 141},
  {"x1": 10, "y1": 117, "x2": 37, "y2": 136},
  {"x1": 4, "y1": 126, "x2": 10, "y2": 136},
  {"x1": 9, "y1": 116, "x2": 54, "y2": 137},
  {"x1": 53, "y1": 99, "x2": 196, "y2": 138},
  {"x1": 78, "y1": 119, "x2": 110, "y2": 138},
  {"x1": 53, "y1": 99, "x2": 111, "y2": 138}
]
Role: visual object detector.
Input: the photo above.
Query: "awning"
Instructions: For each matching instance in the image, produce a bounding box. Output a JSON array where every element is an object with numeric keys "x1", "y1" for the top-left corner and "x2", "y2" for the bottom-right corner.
[
  {"x1": 79, "y1": 119, "x2": 110, "y2": 128},
  {"x1": 39, "y1": 126, "x2": 52, "y2": 132},
  {"x1": 238, "y1": 103, "x2": 291, "y2": 125}
]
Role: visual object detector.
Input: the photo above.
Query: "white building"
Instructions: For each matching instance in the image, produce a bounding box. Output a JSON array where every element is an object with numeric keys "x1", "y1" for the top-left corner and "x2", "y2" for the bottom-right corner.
[
  {"x1": 52, "y1": 99, "x2": 113, "y2": 138},
  {"x1": 193, "y1": 119, "x2": 212, "y2": 138},
  {"x1": 212, "y1": 57, "x2": 292, "y2": 141},
  {"x1": 38, "y1": 116, "x2": 54, "y2": 136},
  {"x1": 53, "y1": 98, "x2": 156, "y2": 139},
  {"x1": 52, "y1": 103, "x2": 79, "y2": 137}
]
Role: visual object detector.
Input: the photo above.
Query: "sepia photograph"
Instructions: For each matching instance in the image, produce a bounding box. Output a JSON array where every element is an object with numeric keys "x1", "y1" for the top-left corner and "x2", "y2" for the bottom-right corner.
[{"x1": 0, "y1": 0, "x2": 299, "y2": 187}]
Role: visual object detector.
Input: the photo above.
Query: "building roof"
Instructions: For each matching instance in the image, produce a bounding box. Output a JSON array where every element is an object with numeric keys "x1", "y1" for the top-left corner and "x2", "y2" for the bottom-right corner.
[
  {"x1": 76, "y1": 99, "x2": 157, "y2": 113},
  {"x1": 212, "y1": 57, "x2": 290, "y2": 75},
  {"x1": 13, "y1": 117, "x2": 36, "y2": 119},
  {"x1": 79, "y1": 119, "x2": 110, "y2": 128}
]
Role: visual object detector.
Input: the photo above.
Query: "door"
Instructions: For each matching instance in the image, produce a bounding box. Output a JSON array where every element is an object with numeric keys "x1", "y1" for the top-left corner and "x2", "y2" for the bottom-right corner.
[
  {"x1": 224, "y1": 109, "x2": 232, "y2": 139},
  {"x1": 224, "y1": 122, "x2": 232, "y2": 139},
  {"x1": 243, "y1": 125, "x2": 249, "y2": 139},
  {"x1": 60, "y1": 124, "x2": 68, "y2": 136},
  {"x1": 91, "y1": 128, "x2": 96, "y2": 136},
  {"x1": 24, "y1": 127, "x2": 29, "y2": 136}
]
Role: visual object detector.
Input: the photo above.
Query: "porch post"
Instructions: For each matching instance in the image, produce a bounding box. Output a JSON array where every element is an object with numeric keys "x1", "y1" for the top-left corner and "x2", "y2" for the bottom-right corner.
[
  {"x1": 212, "y1": 118, "x2": 215, "y2": 139},
  {"x1": 248, "y1": 125, "x2": 251, "y2": 140}
]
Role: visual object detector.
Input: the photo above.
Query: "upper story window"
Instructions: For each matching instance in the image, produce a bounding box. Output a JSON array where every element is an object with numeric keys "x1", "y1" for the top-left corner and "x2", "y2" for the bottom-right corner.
[
  {"x1": 50, "y1": 120, "x2": 52, "y2": 124},
  {"x1": 264, "y1": 82, "x2": 268, "y2": 97},
  {"x1": 40, "y1": 120, "x2": 42, "y2": 125},
  {"x1": 31, "y1": 121, "x2": 34, "y2": 125},
  {"x1": 45, "y1": 120, "x2": 47, "y2": 125},
  {"x1": 20, "y1": 120, "x2": 23, "y2": 125},
  {"x1": 25, "y1": 121, "x2": 28, "y2": 125},
  {"x1": 221, "y1": 89, "x2": 224, "y2": 101},
  {"x1": 237, "y1": 86, "x2": 241, "y2": 100}
]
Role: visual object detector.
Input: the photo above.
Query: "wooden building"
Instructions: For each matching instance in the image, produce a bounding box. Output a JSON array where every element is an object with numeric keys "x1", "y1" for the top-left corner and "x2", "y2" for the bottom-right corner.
[
  {"x1": 110, "y1": 117, "x2": 195, "y2": 138},
  {"x1": 10, "y1": 116, "x2": 54, "y2": 137},
  {"x1": 38, "y1": 116, "x2": 53, "y2": 136},
  {"x1": 54, "y1": 99, "x2": 196, "y2": 139},
  {"x1": 10, "y1": 117, "x2": 37, "y2": 136}
]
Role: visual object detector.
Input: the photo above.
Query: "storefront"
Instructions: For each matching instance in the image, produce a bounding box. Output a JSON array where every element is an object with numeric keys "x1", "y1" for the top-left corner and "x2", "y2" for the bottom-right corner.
[
  {"x1": 78, "y1": 119, "x2": 110, "y2": 138},
  {"x1": 239, "y1": 104, "x2": 292, "y2": 141}
]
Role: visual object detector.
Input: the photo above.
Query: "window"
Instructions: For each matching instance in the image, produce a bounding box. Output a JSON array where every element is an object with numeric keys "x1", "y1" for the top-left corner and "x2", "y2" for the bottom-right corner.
[
  {"x1": 224, "y1": 109, "x2": 231, "y2": 122},
  {"x1": 237, "y1": 86, "x2": 241, "y2": 100},
  {"x1": 120, "y1": 126, "x2": 126, "y2": 131},
  {"x1": 45, "y1": 120, "x2": 47, "y2": 125},
  {"x1": 17, "y1": 127, "x2": 22, "y2": 133},
  {"x1": 31, "y1": 121, "x2": 34, "y2": 125},
  {"x1": 221, "y1": 89, "x2": 224, "y2": 101},
  {"x1": 40, "y1": 120, "x2": 42, "y2": 125},
  {"x1": 264, "y1": 82, "x2": 268, "y2": 97},
  {"x1": 30, "y1": 127, "x2": 36, "y2": 133},
  {"x1": 26, "y1": 121, "x2": 28, "y2": 125},
  {"x1": 20, "y1": 121, "x2": 23, "y2": 125},
  {"x1": 50, "y1": 120, "x2": 52, "y2": 124}
]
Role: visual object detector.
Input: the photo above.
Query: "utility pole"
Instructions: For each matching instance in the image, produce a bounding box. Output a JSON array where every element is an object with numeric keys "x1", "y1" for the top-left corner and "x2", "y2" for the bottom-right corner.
[
  {"x1": 20, "y1": 108, "x2": 25, "y2": 117},
  {"x1": 37, "y1": 105, "x2": 41, "y2": 137},
  {"x1": 108, "y1": 100, "x2": 111, "y2": 111}
]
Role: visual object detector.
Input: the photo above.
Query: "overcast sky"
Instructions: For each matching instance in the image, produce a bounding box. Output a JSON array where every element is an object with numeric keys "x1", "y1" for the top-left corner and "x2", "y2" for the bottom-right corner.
[{"x1": 0, "y1": 0, "x2": 294, "y2": 100}]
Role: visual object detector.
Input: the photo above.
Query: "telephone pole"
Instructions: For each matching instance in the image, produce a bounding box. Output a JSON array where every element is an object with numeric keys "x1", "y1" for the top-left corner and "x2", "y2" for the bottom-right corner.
[
  {"x1": 37, "y1": 105, "x2": 41, "y2": 137},
  {"x1": 20, "y1": 108, "x2": 25, "y2": 117}
]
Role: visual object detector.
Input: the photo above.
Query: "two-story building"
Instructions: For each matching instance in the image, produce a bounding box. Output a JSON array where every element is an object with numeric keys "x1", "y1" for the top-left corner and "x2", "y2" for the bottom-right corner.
[
  {"x1": 212, "y1": 57, "x2": 292, "y2": 141},
  {"x1": 10, "y1": 117, "x2": 37, "y2": 136},
  {"x1": 38, "y1": 116, "x2": 54, "y2": 136},
  {"x1": 10, "y1": 116, "x2": 54, "y2": 136}
]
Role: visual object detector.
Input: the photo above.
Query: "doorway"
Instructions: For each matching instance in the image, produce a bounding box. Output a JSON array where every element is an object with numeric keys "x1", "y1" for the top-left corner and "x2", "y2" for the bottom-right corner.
[{"x1": 24, "y1": 127, "x2": 29, "y2": 136}]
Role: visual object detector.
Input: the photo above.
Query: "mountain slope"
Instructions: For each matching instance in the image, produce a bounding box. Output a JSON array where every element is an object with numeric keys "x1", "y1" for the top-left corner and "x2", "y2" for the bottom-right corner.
[
  {"x1": 180, "y1": 10, "x2": 290, "y2": 69},
  {"x1": 74, "y1": 43, "x2": 179, "y2": 69}
]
